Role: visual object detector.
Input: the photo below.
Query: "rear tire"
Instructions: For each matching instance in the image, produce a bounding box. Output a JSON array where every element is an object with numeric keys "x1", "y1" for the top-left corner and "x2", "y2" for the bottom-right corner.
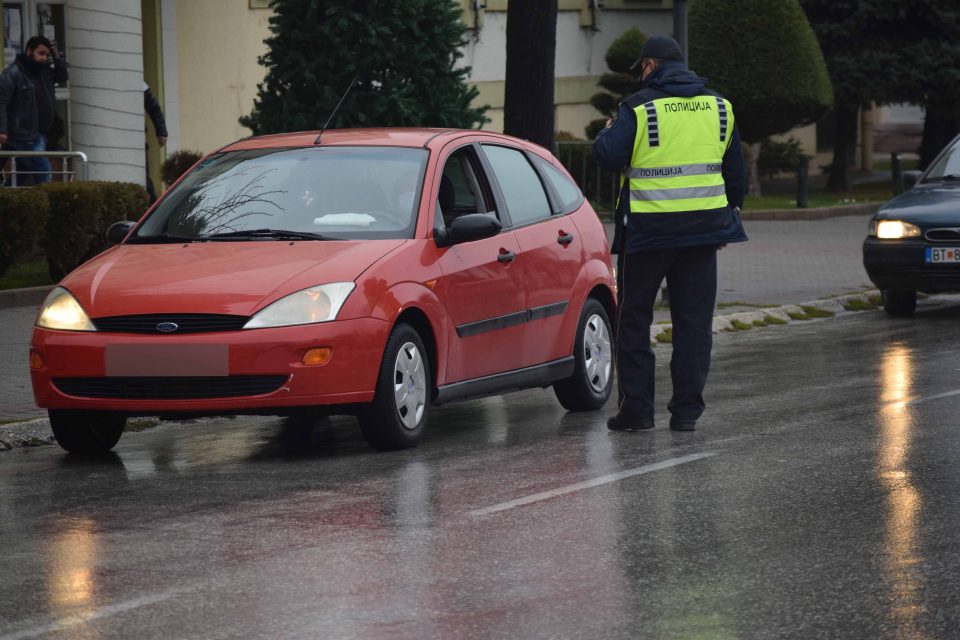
[
  {"x1": 882, "y1": 289, "x2": 917, "y2": 316},
  {"x1": 49, "y1": 410, "x2": 126, "y2": 453},
  {"x1": 358, "y1": 324, "x2": 432, "y2": 451},
  {"x1": 553, "y1": 298, "x2": 613, "y2": 411}
]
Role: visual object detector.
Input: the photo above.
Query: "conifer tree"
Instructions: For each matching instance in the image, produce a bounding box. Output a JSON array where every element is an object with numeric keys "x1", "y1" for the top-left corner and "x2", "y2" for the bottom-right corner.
[
  {"x1": 241, "y1": 0, "x2": 488, "y2": 134},
  {"x1": 585, "y1": 28, "x2": 646, "y2": 140}
]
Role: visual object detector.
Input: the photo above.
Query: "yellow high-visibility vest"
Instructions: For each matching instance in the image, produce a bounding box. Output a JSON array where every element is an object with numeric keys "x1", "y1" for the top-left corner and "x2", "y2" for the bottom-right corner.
[{"x1": 626, "y1": 95, "x2": 734, "y2": 214}]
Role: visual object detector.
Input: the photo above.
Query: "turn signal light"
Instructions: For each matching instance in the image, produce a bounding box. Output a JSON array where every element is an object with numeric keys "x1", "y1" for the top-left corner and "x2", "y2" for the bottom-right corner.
[
  {"x1": 29, "y1": 350, "x2": 45, "y2": 370},
  {"x1": 302, "y1": 347, "x2": 332, "y2": 366}
]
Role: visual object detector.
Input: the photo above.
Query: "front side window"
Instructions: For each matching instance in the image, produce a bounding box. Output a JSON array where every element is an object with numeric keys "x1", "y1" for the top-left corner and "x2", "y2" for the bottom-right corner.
[
  {"x1": 133, "y1": 146, "x2": 427, "y2": 241},
  {"x1": 482, "y1": 145, "x2": 551, "y2": 226},
  {"x1": 436, "y1": 147, "x2": 491, "y2": 229}
]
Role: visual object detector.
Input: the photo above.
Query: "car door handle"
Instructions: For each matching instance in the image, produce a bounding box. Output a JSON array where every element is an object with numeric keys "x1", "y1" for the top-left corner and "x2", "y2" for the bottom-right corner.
[
  {"x1": 557, "y1": 231, "x2": 575, "y2": 246},
  {"x1": 498, "y1": 249, "x2": 516, "y2": 263}
]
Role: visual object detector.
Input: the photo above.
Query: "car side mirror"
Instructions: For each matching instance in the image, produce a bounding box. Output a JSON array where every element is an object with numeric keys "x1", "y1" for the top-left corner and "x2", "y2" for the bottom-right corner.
[
  {"x1": 106, "y1": 220, "x2": 137, "y2": 245},
  {"x1": 434, "y1": 213, "x2": 502, "y2": 248},
  {"x1": 903, "y1": 170, "x2": 922, "y2": 188}
]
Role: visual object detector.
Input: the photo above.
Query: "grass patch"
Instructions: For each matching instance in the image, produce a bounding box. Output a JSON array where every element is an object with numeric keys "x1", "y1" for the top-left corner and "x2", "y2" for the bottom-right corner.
[
  {"x1": 788, "y1": 310, "x2": 811, "y2": 321},
  {"x1": 844, "y1": 298, "x2": 877, "y2": 311},
  {"x1": 743, "y1": 179, "x2": 893, "y2": 211},
  {"x1": 868, "y1": 294, "x2": 883, "y2": 306},
  {"x1": 125, "y1": 417, "x2": 161, "y2": 433},
  {"x1": 729, "y1": 319, "x2": 753, "y2": 331},
  {"x1": 0, "y1": 418, "x2": 31, "y2": 425},
  {"x1": 717, "y1": 301, "x2": 779, "y2": 309},
  {"x1": 0, "y1": 260, "x2": 52, "y2": 291},
  {"x1": 752, "y1": 318, "x2": 768, "y2": 327},
  {"x1": 764, "y1": 315, "x2": 788, "y2": 325},
  {"x1": 655, "y1": 327, "x2": 673, "y2": 343},
  {"x1": 800, "y1": 305, "x2": 835, "y2": 318}
]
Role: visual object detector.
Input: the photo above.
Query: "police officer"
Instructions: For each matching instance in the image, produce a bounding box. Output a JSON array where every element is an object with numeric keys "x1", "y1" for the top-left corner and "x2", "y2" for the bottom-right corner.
[{"x1": 593, "y1": 36, "x2": 747, "y2": 432}]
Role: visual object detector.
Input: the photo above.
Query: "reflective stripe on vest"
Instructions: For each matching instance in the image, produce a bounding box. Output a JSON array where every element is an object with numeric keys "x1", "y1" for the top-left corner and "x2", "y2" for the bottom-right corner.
[{"x1": 628, "y1": 95, "x2": 733, "y2": 214}]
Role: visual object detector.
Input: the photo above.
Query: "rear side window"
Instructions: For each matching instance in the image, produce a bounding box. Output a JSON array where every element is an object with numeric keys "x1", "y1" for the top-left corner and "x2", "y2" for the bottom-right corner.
[
  {"x1": 482, "y1": 145, "x2": 551, "y2": 226},
  {"x1": 533, "y1": 155, "x2": 584, "y2": 213}
]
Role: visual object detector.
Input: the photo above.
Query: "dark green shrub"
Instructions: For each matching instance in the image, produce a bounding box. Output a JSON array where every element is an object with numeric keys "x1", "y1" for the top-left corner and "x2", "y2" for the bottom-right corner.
[
  {"x1": 0, "y1": 188, "x2": 49, "y2": 276},
  {"x1": 161, "y1": 150, "x2": 203, "y2": 187},
  {"x1": 40, "y1": 181, "x2": 148, "y2": 281},
  {"x1": 41, "y1": 182, "x2": 104, "y2": 281},
  {"x1": 690, "y1": 0, "x2": 832, "y2": 143},
  {"x1": 586, "y1": 27, "x2": 646, "y2": 139},
  {"x1": 758, "y1": 137, "x2": 808, "y2": 179}
]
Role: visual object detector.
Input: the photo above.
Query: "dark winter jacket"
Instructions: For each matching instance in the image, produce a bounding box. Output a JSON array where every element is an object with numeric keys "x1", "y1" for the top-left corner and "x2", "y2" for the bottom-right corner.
[
  {"x1": 0, "y1": 53, "x2": 68, "y2": 144},
  {"x1": 593, "y1": 61, "x2": 747, "y2": 254}
]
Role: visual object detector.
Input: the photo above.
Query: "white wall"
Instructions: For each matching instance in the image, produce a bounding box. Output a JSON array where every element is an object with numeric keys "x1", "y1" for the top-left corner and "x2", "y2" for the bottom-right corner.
[
  {"x1": 66, "y1": 0, "x2": 145, "y2": 184},
  {"x1": 160, "y1": 0, "x2": 180, "y2": 152}
]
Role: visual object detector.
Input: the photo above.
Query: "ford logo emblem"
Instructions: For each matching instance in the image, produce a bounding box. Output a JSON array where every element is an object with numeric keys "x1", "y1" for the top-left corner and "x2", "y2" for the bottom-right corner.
[{"x1": 156, "y1": 322, "x2": 179, "y2": 333}]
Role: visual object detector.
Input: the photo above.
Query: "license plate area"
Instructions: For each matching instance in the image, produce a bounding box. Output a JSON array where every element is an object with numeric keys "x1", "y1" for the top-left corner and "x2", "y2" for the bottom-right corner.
[
  {"x1": 105, "y1": 344, "x2": 228, "y2": 377},
  {"x1": 925, "y1": 247, "x2": 960, "y2": 264}
]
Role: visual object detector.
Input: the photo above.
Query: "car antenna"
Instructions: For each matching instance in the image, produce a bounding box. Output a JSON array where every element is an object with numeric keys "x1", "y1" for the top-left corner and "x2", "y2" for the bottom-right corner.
[{"x1": 315, "y1": 75, "x2": 359, "y2": 145}]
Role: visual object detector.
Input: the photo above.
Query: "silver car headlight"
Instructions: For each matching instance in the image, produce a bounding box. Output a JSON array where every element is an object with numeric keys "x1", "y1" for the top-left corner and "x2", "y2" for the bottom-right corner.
[
  {"x1": 36, "y1": 287, "x2": 97, "y2": 332},
  {"x1": 243, "y1": 283, "x2": 356, "y2": 329},
  {"x1": 869, "y1": 219, "x2": 921, "y2": 239}
]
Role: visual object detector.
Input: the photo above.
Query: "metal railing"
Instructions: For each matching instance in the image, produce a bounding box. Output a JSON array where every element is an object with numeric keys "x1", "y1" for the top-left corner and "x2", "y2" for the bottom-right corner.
[
  {"x1": 555, "y1": 141, "x2": 620, "y2": 214},
  {"x1": 0, "y1": 150, "x2": 89, "y2": 187}
]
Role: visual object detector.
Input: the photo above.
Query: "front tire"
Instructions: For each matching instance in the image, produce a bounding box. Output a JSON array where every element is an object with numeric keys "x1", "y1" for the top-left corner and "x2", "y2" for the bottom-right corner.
[
  {"x1": 49, "y1": 410, "x2": 126, "y2": 453},
  {"x1": 553, "y1": 298, "x2": 613, "y2": 411},
  {"x1": 882, "y1": 289, "x2": 917, "y2": 316},
  {"x1": 358, "y1": 324, "x2": 432, "y2": 451}
]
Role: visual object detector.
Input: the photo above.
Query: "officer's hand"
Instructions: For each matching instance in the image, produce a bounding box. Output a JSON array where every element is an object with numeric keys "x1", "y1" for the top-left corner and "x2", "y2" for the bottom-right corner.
[
  {"x1": 157, "y1": 136, "x2": 167, "y2": 147},
  {"x1": 0, "y1": 133, "x2": 7, "y2": 145},
  {"x1": 717, "y1": 243, "x2": 727, "y2": 251},
  {"x1": 50, "y1": 41, "x2": 60, "y2": 59},
  {"x1": 605, "y1": 118, "x2": 614, "y2": 129}
]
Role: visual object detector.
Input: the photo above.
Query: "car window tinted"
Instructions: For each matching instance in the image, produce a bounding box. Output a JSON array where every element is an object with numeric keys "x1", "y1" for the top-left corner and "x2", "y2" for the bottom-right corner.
[
  {"x1": 136, "y1": 147, "x2": 427, "y2": 240},
  {"x1": 926, "y1": 141, "x2": 960, "y2": 180},
  {"x1": 532, "y1": 155, "x2": 584, "y2": 213},
  {"x1": 482, "y1": 145, "x2": 551, "y2": 226}
]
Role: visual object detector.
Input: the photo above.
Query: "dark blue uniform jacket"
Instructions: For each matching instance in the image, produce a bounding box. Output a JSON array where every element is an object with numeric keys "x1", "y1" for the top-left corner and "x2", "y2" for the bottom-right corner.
[{"x1": 593, "y1": 61, "x2": 747, "y2": 254}]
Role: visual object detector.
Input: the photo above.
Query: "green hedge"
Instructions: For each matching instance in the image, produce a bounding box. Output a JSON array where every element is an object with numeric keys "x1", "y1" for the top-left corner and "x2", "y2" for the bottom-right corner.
[
  {"x1": 27, "y1": 181, "x2": 149, "y2": 281},
  {"x1": 0, "y1": 188, "x2": 49, "y2": 276}
]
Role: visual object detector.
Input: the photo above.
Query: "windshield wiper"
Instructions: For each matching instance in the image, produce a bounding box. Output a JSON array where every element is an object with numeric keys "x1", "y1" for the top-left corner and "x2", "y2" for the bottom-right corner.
[
  {"x1": 202, "y1": 229, "x2": 338, "y2": 241},
  {"x1": 922, "y1": 174, "x2": 960, "y2": 183},
  {"x1": 127, "y1": 233, "x2": 204, "y2": 244}
]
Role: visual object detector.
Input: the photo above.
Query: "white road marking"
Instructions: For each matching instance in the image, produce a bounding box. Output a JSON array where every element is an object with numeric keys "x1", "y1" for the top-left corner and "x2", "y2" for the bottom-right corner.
[
  {"x1": 0, "y1": 589, "x2": 182, "y2": 640},
  {"x1": 467, "y1": 451, "x2": 718, "y2": 517},
  {"x1": 904, "y1": 388, "x2": 960, "y2": 407}
]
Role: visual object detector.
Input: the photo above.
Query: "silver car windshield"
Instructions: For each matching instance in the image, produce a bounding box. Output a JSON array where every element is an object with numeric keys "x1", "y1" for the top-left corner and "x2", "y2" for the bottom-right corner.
[{"x1": 135, "y1": 146, "x2": 428, "y2": 241}]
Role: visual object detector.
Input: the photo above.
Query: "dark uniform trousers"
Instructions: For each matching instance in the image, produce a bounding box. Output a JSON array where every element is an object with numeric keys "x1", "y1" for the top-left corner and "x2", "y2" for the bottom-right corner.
[{"x1": 615, "y1": 244, "x2": 718, "y2": 422}]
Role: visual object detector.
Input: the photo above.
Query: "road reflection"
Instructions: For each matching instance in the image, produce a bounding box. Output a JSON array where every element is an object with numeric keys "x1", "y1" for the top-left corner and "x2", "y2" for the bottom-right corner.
[
  {"x1": 47, "y1": 516, "x2": 99, "y2": 628},
  {"x1": 879, "y1": 344, "x2": 926, "y2": 637}
]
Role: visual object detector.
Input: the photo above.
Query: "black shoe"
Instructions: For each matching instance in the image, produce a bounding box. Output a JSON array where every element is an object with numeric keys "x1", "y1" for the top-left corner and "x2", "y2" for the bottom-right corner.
[
  {"x1": 607, "y1": 413, "x2": 655, "y2": 431},
  {"x1": 670, "y1": 419, "x2": 696, "y2": 431}
]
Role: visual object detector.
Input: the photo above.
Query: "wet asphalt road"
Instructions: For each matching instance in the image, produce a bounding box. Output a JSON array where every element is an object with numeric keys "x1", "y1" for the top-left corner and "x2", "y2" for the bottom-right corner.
[{"x1": 3, "y1": 301, "x2": 960, "y2": 639}]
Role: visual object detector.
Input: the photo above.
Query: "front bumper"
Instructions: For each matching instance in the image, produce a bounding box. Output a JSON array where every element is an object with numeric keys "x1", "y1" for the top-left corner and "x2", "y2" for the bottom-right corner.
[
  {"x1": 863, "y1": 238, "x2": 960, "y2": 293},
  {"x1": 30, "y1": 317, "x2": 392, "y2": 414}
]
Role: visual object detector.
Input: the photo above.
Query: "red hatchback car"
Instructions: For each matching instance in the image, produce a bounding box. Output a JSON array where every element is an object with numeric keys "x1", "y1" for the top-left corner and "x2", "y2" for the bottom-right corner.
[{"x1": 30, "y1": 129, "x2": 616, "y2": 452}]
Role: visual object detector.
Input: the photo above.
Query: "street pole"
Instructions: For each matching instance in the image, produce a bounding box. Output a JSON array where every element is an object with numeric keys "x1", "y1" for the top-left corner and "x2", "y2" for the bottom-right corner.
[{"x1": 674, "y1": 0, "x2": 689, "y2": 61}]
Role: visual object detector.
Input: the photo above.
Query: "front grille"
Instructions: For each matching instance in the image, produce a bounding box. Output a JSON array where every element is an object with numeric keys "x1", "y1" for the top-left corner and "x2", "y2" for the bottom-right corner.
[
  {"x1": 93, "y1": 314, "x2": 249, "y2": 334},
  {"x1": 925, "y1": 228, "x2": 960, "y2": 242},
  {"x1": 53, "y1": 376, "x2": 288, "y2": 399}
]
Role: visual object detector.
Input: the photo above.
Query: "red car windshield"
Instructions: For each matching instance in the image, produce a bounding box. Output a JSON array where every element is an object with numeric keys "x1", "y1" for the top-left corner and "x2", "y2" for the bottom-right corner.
[{"x1": 135, "y1": 146, "x2": 428, "y2": 241}]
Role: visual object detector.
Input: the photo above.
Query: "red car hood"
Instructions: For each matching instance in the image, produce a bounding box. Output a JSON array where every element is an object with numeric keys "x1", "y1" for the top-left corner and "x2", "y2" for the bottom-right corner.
[{"x1": 62, "y1": 240, "x2": 405, "y2": 317}]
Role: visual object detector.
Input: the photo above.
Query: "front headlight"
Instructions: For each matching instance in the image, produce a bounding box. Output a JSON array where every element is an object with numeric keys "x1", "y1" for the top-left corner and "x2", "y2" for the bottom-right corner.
[
  {"x1": 36, "y1": 287, "x2": 97, "y2": 331},
  {"x1": 243, "y1": 283, "x2": 356, "y2": 329},
  {"x1": 870, "y1": 219, "x2": 922, "y2": 239}
]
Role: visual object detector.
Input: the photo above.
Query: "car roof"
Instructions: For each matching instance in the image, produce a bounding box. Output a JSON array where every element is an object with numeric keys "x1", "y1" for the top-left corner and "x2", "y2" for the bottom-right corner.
[{"x1": 219, "y1": 127, "x2": 547, "y2": 155}]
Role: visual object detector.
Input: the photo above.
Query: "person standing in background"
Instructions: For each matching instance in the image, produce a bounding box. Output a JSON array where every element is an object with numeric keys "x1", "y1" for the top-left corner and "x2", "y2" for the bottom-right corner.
[{"x1": 0, "y1": 36, "x2": 68, "y2": 185}]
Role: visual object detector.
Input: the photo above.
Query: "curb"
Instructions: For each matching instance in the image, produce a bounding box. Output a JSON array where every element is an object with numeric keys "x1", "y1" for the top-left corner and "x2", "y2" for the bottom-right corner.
[
  {"x1": 650, "y1": 291, "x2": 882, "y2": 345},
  {"x1": 0, "y1": 284, "x2": 53, "y2": 310}
]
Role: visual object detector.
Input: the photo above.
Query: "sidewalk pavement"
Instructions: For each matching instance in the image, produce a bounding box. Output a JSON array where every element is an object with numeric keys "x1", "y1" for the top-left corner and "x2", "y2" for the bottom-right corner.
[{"x1": 0, "y1": 214, "x2": 877, "y2": 425}]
